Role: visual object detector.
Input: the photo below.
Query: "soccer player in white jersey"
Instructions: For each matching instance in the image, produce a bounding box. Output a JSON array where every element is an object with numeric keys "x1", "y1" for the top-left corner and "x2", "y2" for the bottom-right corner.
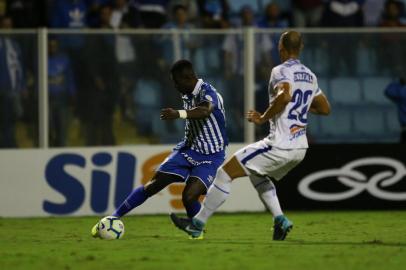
[{"x1": 171, "y1": 30, "x2": 331, "y2": 240}]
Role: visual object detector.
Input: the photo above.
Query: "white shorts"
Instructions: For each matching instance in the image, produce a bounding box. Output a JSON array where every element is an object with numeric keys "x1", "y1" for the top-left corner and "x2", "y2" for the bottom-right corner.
[{"x1": 234, "y1": 139, "x2": 307, "y2": 181}]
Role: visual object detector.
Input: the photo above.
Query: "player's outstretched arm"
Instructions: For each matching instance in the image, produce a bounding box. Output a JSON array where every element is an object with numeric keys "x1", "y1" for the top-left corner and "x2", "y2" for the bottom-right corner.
[
  {"x1": 160, "y1": 101, "x2": 214, "y2": 120},
  {"x1": 309, "y1": 92, "x2": 331, "y2": 116},
  {"x1": 247, "y1": 82, "x2": 292, "y2": 125}
]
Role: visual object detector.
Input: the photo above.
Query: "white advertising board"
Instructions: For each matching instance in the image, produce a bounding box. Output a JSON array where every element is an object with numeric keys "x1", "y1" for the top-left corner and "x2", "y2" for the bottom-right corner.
[{"x1": 0, "y1": 145, "x2": 265, "y2": 217}]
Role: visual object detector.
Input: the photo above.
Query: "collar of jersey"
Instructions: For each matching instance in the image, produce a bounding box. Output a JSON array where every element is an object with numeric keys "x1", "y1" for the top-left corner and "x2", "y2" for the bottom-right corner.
[
  {"x1": 183, "y1": 79, "x2": 203, "y2": 98},
  {"x1": 192, "y1": 79, "x2": 203, "y2": 96},
  {"x1": 286, "y1": 58, "x2": 300, "y2": 64}
]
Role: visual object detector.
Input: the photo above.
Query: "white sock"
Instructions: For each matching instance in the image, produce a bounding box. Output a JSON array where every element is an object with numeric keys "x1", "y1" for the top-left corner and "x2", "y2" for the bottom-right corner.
[
  {"x1": 195, "y1": 168, "x2": 232, "y2": 224},
  {"x1": 250, "y1": 175, "x2": 283, "y2": 218}
]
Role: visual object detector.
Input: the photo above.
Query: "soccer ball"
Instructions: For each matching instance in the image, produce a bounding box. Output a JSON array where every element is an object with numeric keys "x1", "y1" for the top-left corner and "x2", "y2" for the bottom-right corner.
[{"x1": 98, "y1": 216, "x2": 125, "y2": 240}]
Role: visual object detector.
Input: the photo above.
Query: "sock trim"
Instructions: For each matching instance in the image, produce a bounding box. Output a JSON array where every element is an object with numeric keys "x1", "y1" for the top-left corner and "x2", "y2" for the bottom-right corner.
[
  {"x1": 213, "y1": 184, "x2": 230, "y2": 194},
  {"x1": 253, "y1": 180, "x2": 269, "y2": 188},
  {"x1": 124, "y1": 200, "x2": 131, "y2": 208}
]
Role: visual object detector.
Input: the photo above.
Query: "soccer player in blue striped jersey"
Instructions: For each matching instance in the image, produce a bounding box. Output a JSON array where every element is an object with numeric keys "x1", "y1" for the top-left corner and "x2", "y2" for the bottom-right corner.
[{"x1": 91, "y1": 59, "x2": 228, "y2": 237}]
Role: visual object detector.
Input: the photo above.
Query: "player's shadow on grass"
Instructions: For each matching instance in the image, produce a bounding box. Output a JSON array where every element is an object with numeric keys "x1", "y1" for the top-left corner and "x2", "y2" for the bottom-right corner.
[
  {"x1": 287, "y1": 239, "x2": 406, "y2": 247},
  {"x1": 206, "y1": 239, "x2": 406, "y2": 247}
]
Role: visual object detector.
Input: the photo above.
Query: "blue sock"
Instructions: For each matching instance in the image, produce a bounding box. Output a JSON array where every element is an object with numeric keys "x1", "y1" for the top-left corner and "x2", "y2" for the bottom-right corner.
[
  {"x1": 185, "y1": 201, "x2": 201, "y2": 218},
  {"x1": 113, "y1": 186, "x2": 148, "y2": 217}
]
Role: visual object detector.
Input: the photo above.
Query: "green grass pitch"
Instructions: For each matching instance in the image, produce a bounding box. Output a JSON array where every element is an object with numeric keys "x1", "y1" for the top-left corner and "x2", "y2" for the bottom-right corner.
[{"x1": 1, "y1": 211, "x2": 406, "y2": 270}]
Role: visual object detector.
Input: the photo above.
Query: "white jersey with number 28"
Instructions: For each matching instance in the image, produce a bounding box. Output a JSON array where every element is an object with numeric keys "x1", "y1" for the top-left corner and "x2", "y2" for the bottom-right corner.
[{"x1": 266, "y1": 58, "x2": 322, "y2": 149}]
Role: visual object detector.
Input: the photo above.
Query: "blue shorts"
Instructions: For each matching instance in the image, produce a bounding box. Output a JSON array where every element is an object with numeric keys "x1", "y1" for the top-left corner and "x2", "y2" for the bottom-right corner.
[{"x1": 157, "y1": 148, "x2": 225, "y2": 189}]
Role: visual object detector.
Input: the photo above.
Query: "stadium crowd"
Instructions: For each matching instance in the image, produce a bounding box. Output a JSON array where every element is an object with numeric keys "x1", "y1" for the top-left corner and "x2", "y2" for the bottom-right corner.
[
  {"x1": 0, "y1": 0, "x2": 405, "y2": 148},
  {"x1": 0, "y1": 0, "x2": 405, "y2": 29}
]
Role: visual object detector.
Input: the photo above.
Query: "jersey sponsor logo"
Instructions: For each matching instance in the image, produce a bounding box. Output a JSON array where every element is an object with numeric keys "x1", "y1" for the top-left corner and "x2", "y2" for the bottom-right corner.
[
  {"x1": 289, "y1": 124, "x2": 306, "y2": 140},
  {"x1": 298, "y1": 157, "x2": 406, "y2": 201}
]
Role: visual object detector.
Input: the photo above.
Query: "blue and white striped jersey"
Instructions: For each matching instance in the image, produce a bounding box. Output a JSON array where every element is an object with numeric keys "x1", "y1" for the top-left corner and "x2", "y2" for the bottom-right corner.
[{"x1": 176, "y1": 79, "x2": 228, "y2": 155}]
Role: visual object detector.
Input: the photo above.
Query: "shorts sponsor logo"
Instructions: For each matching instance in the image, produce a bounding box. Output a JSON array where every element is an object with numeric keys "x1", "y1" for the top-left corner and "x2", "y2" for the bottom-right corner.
[{"x1": 181, "y1": 152, "x2": 212, "y2": 166}]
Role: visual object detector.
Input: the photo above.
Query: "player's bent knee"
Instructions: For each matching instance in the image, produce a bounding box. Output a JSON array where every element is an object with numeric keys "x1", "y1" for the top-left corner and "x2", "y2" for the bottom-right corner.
[{"x1": 250, "y1": 175, "x2": 275, "y2": 194}]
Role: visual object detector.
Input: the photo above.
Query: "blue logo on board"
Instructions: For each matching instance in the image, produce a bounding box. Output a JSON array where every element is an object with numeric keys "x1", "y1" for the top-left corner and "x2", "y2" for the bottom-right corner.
[{"x1": 43, "y1": 152, "x2": 136, "y2": 215}]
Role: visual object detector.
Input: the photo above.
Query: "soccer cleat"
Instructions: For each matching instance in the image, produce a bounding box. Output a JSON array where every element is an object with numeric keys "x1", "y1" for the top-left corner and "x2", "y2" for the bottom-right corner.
[
  {"x1": 170, "y1": 213, "x2": 204, "y2": 239},
  {"x1": 91, "y1": 222, "x2": 100, "y2": 238},
  {"x1": 273, "y1": 215, "x2": 293, "y2": 241}
]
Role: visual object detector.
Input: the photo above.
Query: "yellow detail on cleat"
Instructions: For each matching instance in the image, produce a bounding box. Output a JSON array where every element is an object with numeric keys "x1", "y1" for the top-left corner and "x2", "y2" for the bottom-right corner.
[
  {"x1": 91, "y1": 223, "x2": 100, "y2": 238},
  {"x1": 188, "y1": 232, "x2": 204, "y2": 240}
]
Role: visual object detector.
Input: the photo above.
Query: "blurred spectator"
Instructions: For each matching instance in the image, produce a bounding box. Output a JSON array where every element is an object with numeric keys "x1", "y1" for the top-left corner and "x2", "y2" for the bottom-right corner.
[
  {"x1": 49, "y1": 0, "x2": 88, "y2": 51},
  {"x1": 49, "y1": 0, "x2": 89, "y2": 28},
  {"x1": 87, "y1": 0, "x2": 114, "y2": 27},
  {"x1": 1, "y1": 15, "x2": 12, "y2": 29},
  {"x1": 163, "y1": 4, "x2": 193, "y2": 29},
  {"x1": 82, "y1": 5, "x2": 117, "y2": 145},
  {"x1": 385, "y1": 77, "x2": 406, "y2": 143},
  {"x1": 258, "y1": 2, "x2": 289, "y2": 28},
  {"x1": 395, "y1": 0, "x2": 406, "y2": 21},
  {"x1": 111, "y1": 0, "x2": 140, "y2": 28},
  {"x1": 160, "y1": 4, "x2": 196, "y2": 78},
  {"x1": 169, "y1": 0, "x2": 199, "y2": 24},
  {"x1": 112, "y1": 1, "x2": 138, "y2": 122},
  {"x1": 0, "y1": 16, "x2": 25, "y2": 148},
  {"x1": 109, "y1": 0, "x2": 139, "y2": 121},
  {"x1": 222, "y1": 6, "x2": 273, "y2": 141},
  {"x1": 48, "y1": 38, "x2": 76, "y2": 147},
  {"x1": 224, "y1": 6, "x2": 273, "y2": 80},
  {"x1": 258, "y1": 2, "x2": 288, "y2": 67},
  {"x1": 321, "y1": 0, "x2": 365, "y2": 27},
  {"x1": 292, "y1": 0, "x2": 324, "y2": 27},
  {"x1": 379, "y1": 0, "x2": 405, "y2": 26},
  {"x1": 321, "y1": 0, "x2": 365, "y2": 75},
  {"x1": 49, "y1": 0, "x2": 90, "y2": 145},
  {"x1": 0, "y1": 1, "x2": 5, "y2": 16},
  {"x1": 6, "y1": 0, "x2": 47, "y2": 27},
  {"x1": 137, "y1": 0, "x2": 169, "y2": 28},
  {"x1": 150, "y1": 4, "x2": 195, "y2": 140},
  {"x1": 377, "y1": 0, "x2": 405, "y2": 75},
  {"x1": 161, "y1": 4, "x2": 195, "y2": 61},
  {"x1": 197, "y1": 0, "x2": 229, "y2": 28},
  {"x1": 363, "y1": 0, "x2": 386, "y2": 26}
]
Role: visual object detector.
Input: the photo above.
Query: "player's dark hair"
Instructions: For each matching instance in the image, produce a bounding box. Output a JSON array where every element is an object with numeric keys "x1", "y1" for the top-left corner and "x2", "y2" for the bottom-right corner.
[
  {"x1": 281, "y1": 31, "x2": 303, "y2": 54},
  {"x1": 170, "y1": 59, "x2": 195, "y2": 78}
]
